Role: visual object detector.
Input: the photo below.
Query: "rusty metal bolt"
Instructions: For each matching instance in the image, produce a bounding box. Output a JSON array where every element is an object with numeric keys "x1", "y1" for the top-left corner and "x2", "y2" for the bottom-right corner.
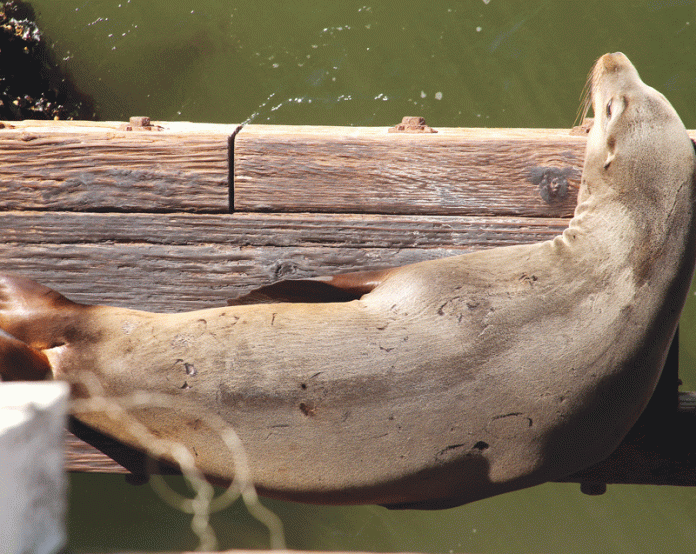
[
  {"x1": 121, "y1": 116, "x2": 157, "y2": 131},
  {"x1": 389, "y1": 116, "x2": 437, "y2": 133},
  {"x1": 130, "y1": 116, "x2": 151, "y2": 127}
]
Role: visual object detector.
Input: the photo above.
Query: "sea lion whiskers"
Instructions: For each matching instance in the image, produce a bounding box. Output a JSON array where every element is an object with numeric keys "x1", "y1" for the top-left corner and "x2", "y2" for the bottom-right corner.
[
  {"x1": 575, "y1": 52, "x2": 614, "y2": 127},
  {"x1": 575, "y1": 59, "x2": 596, "y2": 127}
]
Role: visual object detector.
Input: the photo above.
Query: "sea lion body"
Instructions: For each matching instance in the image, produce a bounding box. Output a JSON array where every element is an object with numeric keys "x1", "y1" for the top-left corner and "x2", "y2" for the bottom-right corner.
[{"x1": 1, "y1": 53, "x2": 695, "y2": 508}]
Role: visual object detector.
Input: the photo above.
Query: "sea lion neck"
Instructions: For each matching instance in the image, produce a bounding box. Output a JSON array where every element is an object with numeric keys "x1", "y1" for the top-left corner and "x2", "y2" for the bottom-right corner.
[{"x1": 562, "y1": 52, "x2": 695, "y2": 291}]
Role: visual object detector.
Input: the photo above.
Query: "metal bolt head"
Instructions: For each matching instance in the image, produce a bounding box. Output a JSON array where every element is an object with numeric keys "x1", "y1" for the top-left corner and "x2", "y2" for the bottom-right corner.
[
  {"x1": 129, "y1": 116, "x2": 151, "y2": 127},
  {"x1": 389, "y1": 115, "x2": 437, "y2": 133},
  {"x1": 401, "y1": 116, "x2": 426, "y2": 127}
]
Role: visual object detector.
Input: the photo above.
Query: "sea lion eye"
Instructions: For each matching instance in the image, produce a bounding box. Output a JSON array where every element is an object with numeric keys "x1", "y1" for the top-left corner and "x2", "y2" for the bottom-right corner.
[{"x1": 606, "y1": 98, "x2": 613, "y2": 119}]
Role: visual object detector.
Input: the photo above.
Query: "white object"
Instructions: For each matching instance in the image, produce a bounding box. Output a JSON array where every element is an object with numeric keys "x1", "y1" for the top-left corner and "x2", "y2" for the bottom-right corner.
[{"x1": 0, "y1": 382, "x2": 69, "y2": 554}]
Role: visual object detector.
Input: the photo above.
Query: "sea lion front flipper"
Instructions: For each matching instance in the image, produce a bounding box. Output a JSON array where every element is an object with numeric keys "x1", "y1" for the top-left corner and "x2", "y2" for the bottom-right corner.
[{"x1": 228, "y1": 268, "x2": 393, "y2": 305}]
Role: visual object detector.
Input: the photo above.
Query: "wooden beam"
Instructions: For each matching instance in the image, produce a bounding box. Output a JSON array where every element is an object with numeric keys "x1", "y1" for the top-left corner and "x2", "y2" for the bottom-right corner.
[
  {"x1": 0, "y1": 211, "x2": 567, "y2": 311},
  {"x1": 0, "y1": 211, "x2": 570, "y2": 248},
  {"x1": 65, "y1": 418, "x2": 178, "y2": 479},
  {"x1": 0, "y1": 120, "x2": 238, "y2": 213},
  {"x1": 234, "y1": 126, "x2": 586, "y2": 217}
]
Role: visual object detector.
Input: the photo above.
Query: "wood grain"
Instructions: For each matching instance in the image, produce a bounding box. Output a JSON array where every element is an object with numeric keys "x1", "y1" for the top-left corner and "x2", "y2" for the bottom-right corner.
[
  {"x1": 65, "y1": 429, "x2": 131, "y2": 475},
  {"x1": 234, "y1": 126, "x2": 586, "y2": 217},
  {"x1": 0, "y1": 211, "x2": 567, "y2": 246},
  {"x1": 0, "y1": 211, "x2": 566, "y2": 312},
  {"x1": 66, "y1": 419, "x2": 179, "y2": 477},
  {"x1": 0, "y1": 121, "x2": 237, "y2": 213}
]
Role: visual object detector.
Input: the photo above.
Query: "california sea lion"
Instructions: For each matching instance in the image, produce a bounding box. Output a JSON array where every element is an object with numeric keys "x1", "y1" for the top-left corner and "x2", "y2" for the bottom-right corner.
[{"x1": 1, "y1": 53, "x2": 695, "y2": 509}]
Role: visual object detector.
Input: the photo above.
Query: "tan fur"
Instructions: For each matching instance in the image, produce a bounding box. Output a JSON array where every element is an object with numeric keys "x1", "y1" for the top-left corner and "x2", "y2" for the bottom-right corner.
[{"x1": 1, "y1": 53, "x2": 695, "y2": 509}]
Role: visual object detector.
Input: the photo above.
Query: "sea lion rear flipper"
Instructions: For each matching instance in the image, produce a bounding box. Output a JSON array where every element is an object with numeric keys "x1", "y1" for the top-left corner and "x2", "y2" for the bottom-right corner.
[
  {"x1": 0, "y1": 329, "x2": 52, "y2": 381},
  {"x1": 228, "y1": 268, "x2": 393, "y2": 305}
]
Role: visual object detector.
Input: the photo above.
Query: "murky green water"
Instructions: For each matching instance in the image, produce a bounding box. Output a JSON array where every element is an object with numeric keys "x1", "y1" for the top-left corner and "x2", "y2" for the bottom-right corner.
[
  {"x1": 28, "y1": 0, "x2": 696, "y2": 128},
  {"x1": 21, "y1": 0, "x2": 696, "y2": 551}
]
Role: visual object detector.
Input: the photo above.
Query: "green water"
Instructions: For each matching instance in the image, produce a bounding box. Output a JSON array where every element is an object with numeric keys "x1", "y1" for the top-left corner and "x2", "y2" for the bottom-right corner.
[
  {"x1": 29, "y1": 0, "x2": 696, "y2": 128},
  {"x1": 21, "y1": 0, "x2": 696, "y2": 551}
]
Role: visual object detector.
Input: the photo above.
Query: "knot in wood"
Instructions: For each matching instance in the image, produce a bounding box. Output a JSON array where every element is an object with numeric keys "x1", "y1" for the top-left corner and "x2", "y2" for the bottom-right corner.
[
  {"x1": 389, "y1": 116, "x2": 437, "y2": 133},
  {"x1": 528, "y1": 166, "x2": 576, "y2": 203}
]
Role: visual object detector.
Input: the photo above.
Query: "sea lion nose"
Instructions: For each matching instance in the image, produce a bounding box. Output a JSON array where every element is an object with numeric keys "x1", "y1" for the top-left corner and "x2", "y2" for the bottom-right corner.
[{"x1": 600, "y1": 52, "x2": 631, "y2": 71}]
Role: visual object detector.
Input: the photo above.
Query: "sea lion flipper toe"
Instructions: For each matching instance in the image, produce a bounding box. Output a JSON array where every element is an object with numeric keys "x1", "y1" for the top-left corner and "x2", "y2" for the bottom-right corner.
[{"x1": 228, "y1": 268, "x2": 393, "y2": 305}]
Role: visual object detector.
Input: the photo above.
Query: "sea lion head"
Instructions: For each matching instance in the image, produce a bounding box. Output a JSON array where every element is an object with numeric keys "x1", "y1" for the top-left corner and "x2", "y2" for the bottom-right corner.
[{"x1": 581, "y1": 52, "x2": 695, "y2": 202}]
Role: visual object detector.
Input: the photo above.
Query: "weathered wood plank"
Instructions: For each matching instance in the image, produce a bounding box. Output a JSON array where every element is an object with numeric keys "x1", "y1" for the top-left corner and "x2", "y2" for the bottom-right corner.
[
  {"x1": 65, "y1": 420, "x2": 179, "y2": 477},
  {"x1": 0, "y1": 243, "x2": 504, "y2": 312},
  {"x1": 234, "y1": 126, "x2": 586, "y2": 217},
  {"x1": 0, "y1": 121, "x2": 238, "y2": 213},
  {"x1": 3, "y1": 122, "x2": 696, "y2": 219},
  {"x1": 65, "y1": 428, "x2": 131, "y2": 475},
  {"x1": 0, "y1": 211, "x2": 567, "y2": 311},
  {"x1": 0, "y1": 211, "x2": 568, "y2": 247}
]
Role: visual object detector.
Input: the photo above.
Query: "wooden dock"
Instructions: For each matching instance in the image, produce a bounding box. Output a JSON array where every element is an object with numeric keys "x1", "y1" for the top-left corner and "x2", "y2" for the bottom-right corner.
[{"x1": 1, "y1": 118, "x2": 695, "y2": 492}]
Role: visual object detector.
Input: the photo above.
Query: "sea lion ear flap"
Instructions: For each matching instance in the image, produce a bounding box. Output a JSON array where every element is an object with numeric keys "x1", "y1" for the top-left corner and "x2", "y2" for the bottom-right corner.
[{"x1": 228, "y1": 268, "x2": 392, "y2": 305}]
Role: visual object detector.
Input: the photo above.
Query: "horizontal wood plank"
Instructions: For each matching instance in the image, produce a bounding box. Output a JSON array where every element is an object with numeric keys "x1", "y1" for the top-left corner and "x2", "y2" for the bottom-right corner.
[
  {"x1": 66, "y1": 420, "x2": 179, "y2": 477},
  {"x1": 0, "y1": 211, "x2": 567, "y2": 312},
  {"x1": 0, "y1": 121, "x2": 238, "y2": 213},
  {"x1": 0, "y1": 211, "x2": 568, "y2": 247},
  {"x1": 3, "y1": 122, "x2": 696, "y2": 220},
  {"x1": 0, "y1": 243, "x2": 467, "y2": 312},
  {"x1": 65, "y1": 428, "x2": 131, "y2": 475},
  {"x1": 234, "y1": 126, "x2": 586, "y2": 217}
]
